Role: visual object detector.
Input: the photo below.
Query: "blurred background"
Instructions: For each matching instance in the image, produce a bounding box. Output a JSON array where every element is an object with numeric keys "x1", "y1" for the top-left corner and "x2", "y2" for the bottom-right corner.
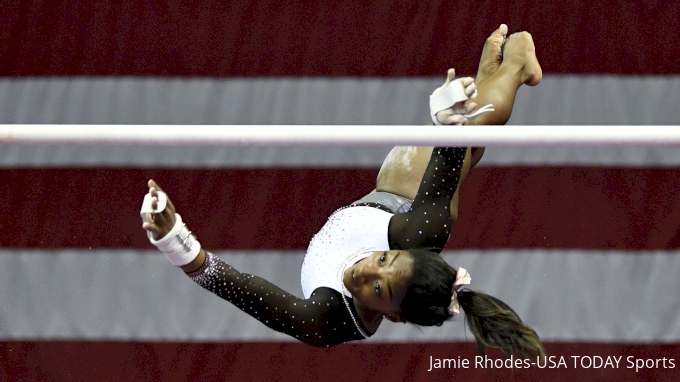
[{"x1": 1, "y1": 1, "x2": 680, "y2": 381}]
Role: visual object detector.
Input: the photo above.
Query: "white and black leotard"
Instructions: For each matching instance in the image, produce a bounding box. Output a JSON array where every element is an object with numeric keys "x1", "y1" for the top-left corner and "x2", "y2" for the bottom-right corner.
[{"x1": 188, "y1": 147, "x2": 467, "y2": 347}]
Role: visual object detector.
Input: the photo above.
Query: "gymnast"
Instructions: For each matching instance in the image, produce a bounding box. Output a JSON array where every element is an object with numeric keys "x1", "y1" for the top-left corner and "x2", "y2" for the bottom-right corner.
[{"x1": 141, "y1": 25, "x2": 546, "y2": 357}]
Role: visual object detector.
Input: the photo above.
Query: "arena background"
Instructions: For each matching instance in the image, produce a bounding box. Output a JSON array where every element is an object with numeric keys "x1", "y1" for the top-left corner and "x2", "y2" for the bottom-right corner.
[{"x1": 1, "y1": 1, "x2": 680, "y2": 381}]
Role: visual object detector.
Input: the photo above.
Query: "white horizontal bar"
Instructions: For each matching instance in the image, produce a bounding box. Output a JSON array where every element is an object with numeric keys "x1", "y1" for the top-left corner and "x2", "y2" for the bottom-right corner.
[{"x1": 2, "y1": 125, "x2": 680, "y2": 146}]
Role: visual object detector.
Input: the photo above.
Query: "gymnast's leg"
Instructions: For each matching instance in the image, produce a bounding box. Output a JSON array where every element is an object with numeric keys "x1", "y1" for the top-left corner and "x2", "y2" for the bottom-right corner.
[
  {"x1": 374, "y1": 25, "x2": 511, "y2": 199},
  {"x1": 468, "y1": 29, "x2": 542, "y2": 166},
  {"x1": 468, "y1": 23, "x2": 507, "y2": 167},
  {"x1": 374, "y1": 29, "x2": 542, "y2": 222},
  {"x1": 468, "y1": 31, "x2": 542, "y2": 126}
]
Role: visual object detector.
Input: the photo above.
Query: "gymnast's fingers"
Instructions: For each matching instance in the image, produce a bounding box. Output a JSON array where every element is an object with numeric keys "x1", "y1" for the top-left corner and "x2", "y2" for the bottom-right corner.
[
  {"x1": 142, "y1": 209, "x2": 175, "y2": 240},
  {"x1": 437, "y1": 109, "x2": 468, "y2": 125},
  {"x1": 150, "y1": 180, "x2": 176, "y2": 215},
  {"x1": 165, "y1": 194, "x2": 176, "y2": 214},
  {"x1": 445, "y1": 114, "x2": 468, "y2": 125},
  {"x1": 148, "y1": 179, "x2": 162, "y2": 192},
  {"x1": 150, "y1": 180, "x2": 177, "y2": 228},
  {"x1": 142, "y1": 220, "x2": 160, "y2": 234},
  {"x1": 454, "y1": 101, "x2": 477, "y2": 116},
  {"x1": 436, "y1": 68, "x2": 455, "y2": 90},
  {"x1": 462, "y1": 78, "x2": 477, "y2": 97},
  {"x1": 154, "y1": 206, "x2": 169, "y2": 224},
  {"x1": 152, "y1": 198, "x2": 176, "y2": 229},
  {"x1": 446, "y1": 68, "x2": 456, "y2": 84}
]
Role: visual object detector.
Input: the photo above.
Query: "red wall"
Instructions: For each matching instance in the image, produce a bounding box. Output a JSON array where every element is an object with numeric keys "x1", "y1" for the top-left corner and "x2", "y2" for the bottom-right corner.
[
  {"x1": 2, "y1": 0, "x2": 679, "y2": 76},
  {"x1": 2, "y1": 342, "x2": 677, "y2": 382}
]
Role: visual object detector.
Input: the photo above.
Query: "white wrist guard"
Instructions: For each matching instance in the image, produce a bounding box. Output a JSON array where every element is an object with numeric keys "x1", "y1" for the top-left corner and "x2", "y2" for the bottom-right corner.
[
  {"x1": 429, "y1": 78, "x2": 495, "y2": 125},
  {"x1": 148, "y1": 213, "x2": 201, "y2": 266}
]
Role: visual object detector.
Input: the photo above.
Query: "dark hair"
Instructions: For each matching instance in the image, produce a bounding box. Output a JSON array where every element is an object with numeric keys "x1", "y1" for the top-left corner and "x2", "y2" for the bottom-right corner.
[{"x1": 400, "y1": 248, "x2": 546, "y2": 358}]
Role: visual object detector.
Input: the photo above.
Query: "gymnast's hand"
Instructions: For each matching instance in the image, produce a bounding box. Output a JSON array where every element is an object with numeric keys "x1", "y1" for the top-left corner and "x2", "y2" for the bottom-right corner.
[
  {"x1": 141, "y1": 179, "x2": 177, "y2": 241},
  {"x1": 433, "y1": 68, "x2": 478, "y2": 125}
]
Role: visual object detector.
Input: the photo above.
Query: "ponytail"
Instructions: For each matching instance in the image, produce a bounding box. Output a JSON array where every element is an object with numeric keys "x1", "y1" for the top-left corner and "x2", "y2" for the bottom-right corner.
[
  {"x1": 400, "y1": 249, "x2": 546, "y2": 358},
  {"x1": 457, "y1": 289, "x2": 546, "y2": 358}
]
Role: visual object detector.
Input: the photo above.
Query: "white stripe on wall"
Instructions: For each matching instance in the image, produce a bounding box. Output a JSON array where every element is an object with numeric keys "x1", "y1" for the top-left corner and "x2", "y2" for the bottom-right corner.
[
  {"x1": 3, "y1": 144, "x2": 680, "y2": 168},
  {"x1": 2, "y1": 76, "x2": 679, "y2": 126},
  {"x1": 1, "y1": 249, "x2": 678, "y2": 342}
]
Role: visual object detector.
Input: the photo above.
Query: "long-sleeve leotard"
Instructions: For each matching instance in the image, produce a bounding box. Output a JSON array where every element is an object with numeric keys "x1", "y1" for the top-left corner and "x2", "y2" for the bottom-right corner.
[{"x1": 189, "y1": 147, "x2": 467, "y2": 347}]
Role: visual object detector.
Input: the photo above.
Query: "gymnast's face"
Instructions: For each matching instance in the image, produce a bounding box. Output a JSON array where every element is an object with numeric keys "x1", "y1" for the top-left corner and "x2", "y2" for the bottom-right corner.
[{"x1": 342, "y1": 250, "x2": 414, "y2": 315}]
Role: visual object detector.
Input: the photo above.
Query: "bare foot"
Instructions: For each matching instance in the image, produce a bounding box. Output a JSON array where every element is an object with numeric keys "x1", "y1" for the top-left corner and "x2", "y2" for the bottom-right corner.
[
  {"x1": 475, "y1": 24, "x2": 508, "y2": 85},
  {"x1": 503, "y1": 32, "x2": 542, "y2": 86}
]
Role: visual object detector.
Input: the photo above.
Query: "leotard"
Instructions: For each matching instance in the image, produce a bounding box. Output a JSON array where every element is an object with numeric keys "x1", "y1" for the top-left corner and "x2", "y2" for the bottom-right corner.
[{"x1": 188, "y1": 147, "x2": 467, "y2": 346}]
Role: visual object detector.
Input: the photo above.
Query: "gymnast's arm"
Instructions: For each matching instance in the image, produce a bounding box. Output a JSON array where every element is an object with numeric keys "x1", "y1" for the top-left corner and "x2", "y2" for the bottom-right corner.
[
  {"x1": 143, "y1": 181, "x2": 361, "y2": 347},
  {"x1": 183, "y1": 250, "x2": 359, "y2": 347},
  {"x1": 387, "y1": 147, "x2": 468, "y2": 250},
  {"x1": 386, "y1": 72, "x2": 480, "y2": 249}
]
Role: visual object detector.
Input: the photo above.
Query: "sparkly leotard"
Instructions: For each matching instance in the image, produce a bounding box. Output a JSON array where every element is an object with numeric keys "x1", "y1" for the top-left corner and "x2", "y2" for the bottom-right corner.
[{"x1": 188, "y1": 147, "x2": 467, "y2": 347}]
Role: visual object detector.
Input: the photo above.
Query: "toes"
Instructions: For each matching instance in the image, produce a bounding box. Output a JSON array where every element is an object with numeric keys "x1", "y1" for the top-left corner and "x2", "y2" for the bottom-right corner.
[
  {"x1": 487, "y1": 24, "x2": 508, "y2": 45},
  {"x1": 498, "y1": 24, "x2": 508, "y2": 36},
  {"x1": 492, "y1": 24, "x2": 508, "y2": 38},
  {"x1": 508, "y1": 31, "x2": 534, "y2": 43}
]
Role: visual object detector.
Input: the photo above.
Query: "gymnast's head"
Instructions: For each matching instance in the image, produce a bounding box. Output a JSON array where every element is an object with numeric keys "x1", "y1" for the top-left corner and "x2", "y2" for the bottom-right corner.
[
  {"x1": 341, "y1": 250, "x2": 414, "y2": 316},
  {"x1": 343, "y1": 248, "x2": 546, "y2": 357},
  {"x1": 341, "y1": 249, "x2": 465, "y2": 321}
]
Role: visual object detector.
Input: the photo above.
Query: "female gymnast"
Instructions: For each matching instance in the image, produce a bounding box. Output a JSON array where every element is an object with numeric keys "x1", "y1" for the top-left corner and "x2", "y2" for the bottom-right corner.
[{"x1": 141, "y1": 25, "x2": 546, "y2": 357}]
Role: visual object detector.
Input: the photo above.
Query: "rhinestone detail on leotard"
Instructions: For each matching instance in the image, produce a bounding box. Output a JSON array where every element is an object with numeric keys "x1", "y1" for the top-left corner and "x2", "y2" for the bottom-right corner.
[{"x1": 182, "y1": 147, "x2": 467, "y2": 347}]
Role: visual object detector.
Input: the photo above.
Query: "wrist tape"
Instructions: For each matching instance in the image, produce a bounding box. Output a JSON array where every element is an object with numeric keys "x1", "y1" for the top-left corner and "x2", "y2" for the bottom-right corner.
[{"x1": 148, "y1": 213, "x2": 201, "y2": 266}]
